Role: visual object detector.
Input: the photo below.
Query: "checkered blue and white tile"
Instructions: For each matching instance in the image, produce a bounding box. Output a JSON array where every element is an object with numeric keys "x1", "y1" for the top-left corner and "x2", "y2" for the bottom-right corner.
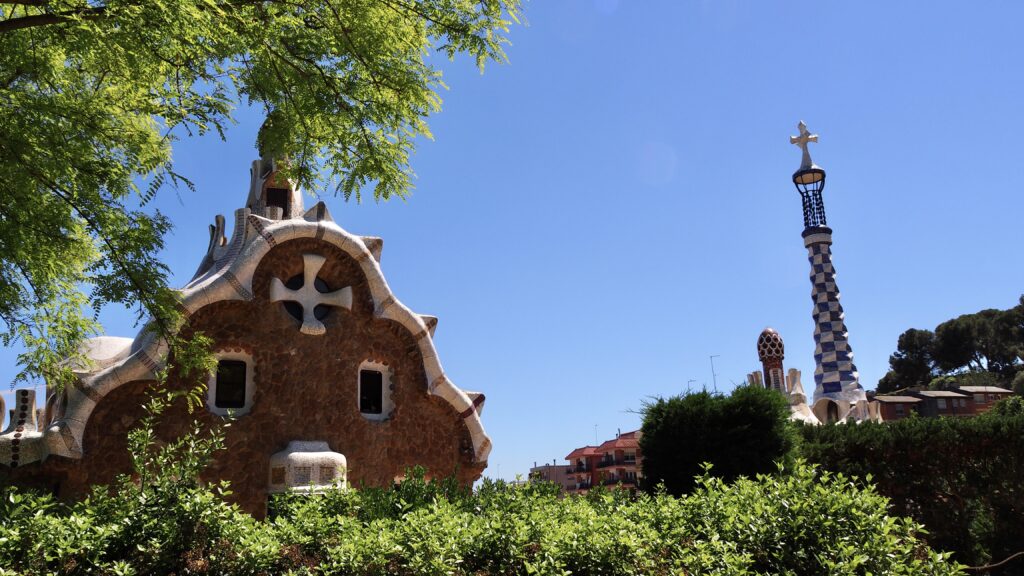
[{"x1": 806, "y1": 240, "x2": 861, "y2": 397}]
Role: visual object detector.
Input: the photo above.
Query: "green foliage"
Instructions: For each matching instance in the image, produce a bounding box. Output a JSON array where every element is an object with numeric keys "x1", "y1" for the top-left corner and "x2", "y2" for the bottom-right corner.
[
  {"x1": 927, "y1": 369, "x2": 1002, "y2": 391},
  {"x1": 0, "y1": 383, "x2": 963, "y2": 574},
  {"x1": 880, "y1": 297, "x2": 1024, "y2": 393},
  {"x1": 984, "y1": 395, "x2": 1024, "y2": 418},
  {"x1": 0, "y1": 0, "x2": 520, "y2": 388},
  {"x1": 878, "y1": 328, "x2": 936, "y2": 393},
  {"x1": 0, "y1": 463, "x2": 963, "y2": 575},
  {"x1": 1012, "y1": 370, "x2": 1024, "y2": 395},
  {"x1": 799, "y1": 415, "x2": 1024, "y2": 570},
  {"x1": 639, "y1": 385, "x2": 797, "y2": 495}
]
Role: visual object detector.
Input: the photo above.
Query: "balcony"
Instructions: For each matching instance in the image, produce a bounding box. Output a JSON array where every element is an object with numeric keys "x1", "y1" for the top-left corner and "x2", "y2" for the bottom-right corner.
[
  {"x1": 566, "y1": 466, "x2": 590, "y2": 475},
  {"x1": 602, "y1": 477, "x2": 637, "y2": 487},
  {"x1": 567, "y1": 482, "x2": 591, "y2": 491},
  {"x1": 596, "y1": 457, "x2": 639, "y2": 469}
]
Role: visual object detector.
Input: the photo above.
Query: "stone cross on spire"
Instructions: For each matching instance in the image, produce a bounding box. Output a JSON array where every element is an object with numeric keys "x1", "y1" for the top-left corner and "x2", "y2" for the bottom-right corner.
[{"x1": 790, "y1": 121, "x2": 819, "y2": 171}]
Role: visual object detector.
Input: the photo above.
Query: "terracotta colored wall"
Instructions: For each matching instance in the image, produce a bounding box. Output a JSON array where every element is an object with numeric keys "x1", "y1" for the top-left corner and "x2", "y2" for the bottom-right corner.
[
  {"x1": 3, "y1": 238, "x2": 483, "y2": 516},
  {"x1": 879, "y1": 403, "x2": 915, "y2": 421}
]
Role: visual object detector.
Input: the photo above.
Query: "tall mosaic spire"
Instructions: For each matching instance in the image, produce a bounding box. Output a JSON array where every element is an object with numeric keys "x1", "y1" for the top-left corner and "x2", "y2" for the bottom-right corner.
[{"x1": 790, "y1": 122, "x2": 869, "y2": 423}]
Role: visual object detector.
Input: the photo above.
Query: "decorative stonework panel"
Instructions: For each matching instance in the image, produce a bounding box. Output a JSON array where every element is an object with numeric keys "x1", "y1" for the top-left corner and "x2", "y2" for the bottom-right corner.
[
  {"x1": 269, "y1": 253, "x2": 352, "y2": 335},
  {"x1": 268, "y1": 441, "x2": 347, "y2": 493}
]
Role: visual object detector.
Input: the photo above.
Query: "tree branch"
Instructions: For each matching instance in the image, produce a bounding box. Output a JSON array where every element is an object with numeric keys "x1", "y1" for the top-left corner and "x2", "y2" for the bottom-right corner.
[{"x1": 0, "y1": 6, "x2": 105, "y2": 34}]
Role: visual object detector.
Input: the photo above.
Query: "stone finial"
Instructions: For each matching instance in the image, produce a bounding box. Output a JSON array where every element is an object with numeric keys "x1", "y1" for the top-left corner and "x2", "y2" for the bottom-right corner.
[
  {"x1": 790, "y1": 121, "x2": 819, "y2": 171},
  {"x1": 747, "y1": 371, "x2": 764, "y2": 388},
  {"x1": 756, "y1": 327, "x2": 785, "y2": 362}
]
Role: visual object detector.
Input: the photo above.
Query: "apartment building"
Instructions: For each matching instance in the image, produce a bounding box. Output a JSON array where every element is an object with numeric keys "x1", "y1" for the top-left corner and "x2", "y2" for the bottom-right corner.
[{"x1": 564, "y1": 430, "x2": 642, "y2": 493}]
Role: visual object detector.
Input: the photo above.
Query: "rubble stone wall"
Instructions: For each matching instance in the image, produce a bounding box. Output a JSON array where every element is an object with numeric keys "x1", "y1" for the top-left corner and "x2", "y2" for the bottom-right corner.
[{"x1": 2, "y1": 238, "x2": 483, "y2": 517}]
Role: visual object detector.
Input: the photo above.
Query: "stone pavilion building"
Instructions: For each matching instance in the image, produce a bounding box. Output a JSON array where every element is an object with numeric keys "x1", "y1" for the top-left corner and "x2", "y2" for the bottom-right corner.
[{"x1": 0, "y1": 153, "x2": 491, "y2": 516}]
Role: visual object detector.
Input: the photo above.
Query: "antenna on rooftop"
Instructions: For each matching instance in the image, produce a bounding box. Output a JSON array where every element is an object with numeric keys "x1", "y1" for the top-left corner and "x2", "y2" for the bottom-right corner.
[{"x1": 710, "y1": 355, "x2": 721, "y2": 393}]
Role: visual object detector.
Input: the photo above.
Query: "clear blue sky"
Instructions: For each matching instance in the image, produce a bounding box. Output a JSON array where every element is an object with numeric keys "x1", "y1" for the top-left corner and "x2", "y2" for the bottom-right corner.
[{"x1": 4, "y1": 1, "x2": 1024, "y2": 480}]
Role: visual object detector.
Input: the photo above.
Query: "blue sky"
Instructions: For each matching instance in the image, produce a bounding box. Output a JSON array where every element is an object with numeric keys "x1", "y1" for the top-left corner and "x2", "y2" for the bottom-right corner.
[{"x1": 4, "y1": 1, "x2": 1024, "y2": 480}]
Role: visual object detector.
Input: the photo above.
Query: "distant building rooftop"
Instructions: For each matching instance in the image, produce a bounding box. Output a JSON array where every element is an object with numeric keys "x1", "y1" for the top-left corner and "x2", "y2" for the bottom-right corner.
[
  {"x1": 874, "y1": 395, "x2": 922, "y2": 403},
  {"x1": 914, "y1": 390, "x2": 969, "y2": 398},
  {"x1": 955, "y1": 386, "x2": 1013, "y2": 394},
  {"x1": 596, "y1": 430, "x2": 640, "y2": 452},
  {"x1": 565, "y1": 446, "x2": 599, "y2": 460}
]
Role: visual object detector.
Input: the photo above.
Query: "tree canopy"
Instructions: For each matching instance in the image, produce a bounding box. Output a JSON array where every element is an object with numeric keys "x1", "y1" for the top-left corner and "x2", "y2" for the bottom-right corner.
[
  {"x1": 877, "y1": 297, "x2": 1024, "y2": 394},
  {"x1": 639, "y1": 385, "x2": 797, "y2": 496},
  {"x1": 0, "y1": 0, "x2": 519, "y2": 387}
]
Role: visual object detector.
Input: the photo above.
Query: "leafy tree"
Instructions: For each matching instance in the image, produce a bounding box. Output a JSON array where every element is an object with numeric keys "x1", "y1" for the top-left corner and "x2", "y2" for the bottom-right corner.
[
  {"x1": 1013, "y1": 370, "x2": 1024, "y2": 396},
  {"x1": 639, "y1": 385, "x2": 796, "y2": 496},
  {"x1": 0, "y1": 0, "x2": 520, "y2": 387},
  {"x1": 879, "y1": 298, "x2": 1024, "y2": 392},
  {"x1": 933, "y1": 310, "x2": 1020, "y2": 376},
  {"x1": 878, "y1": 328, "x2": 936, "y2": 393},
  {"x1": 933, "y1": 314, "x2": 986, "y2": 373},
  {"x1": 928, "y1": 370, "x2": 1002, "y2": 391}
]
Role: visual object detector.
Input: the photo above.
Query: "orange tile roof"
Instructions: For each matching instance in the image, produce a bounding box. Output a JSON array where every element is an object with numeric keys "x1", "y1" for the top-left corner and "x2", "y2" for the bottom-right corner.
[
  {"x1": 565, "y1": 445, "x2": 599, "y2": 460},
  {"x1": 597, "y1": 430, "x2": 641, "y2": 452}
]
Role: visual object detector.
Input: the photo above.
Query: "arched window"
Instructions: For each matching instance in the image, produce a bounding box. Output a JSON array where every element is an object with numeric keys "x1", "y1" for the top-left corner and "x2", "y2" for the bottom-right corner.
[{"x1": 826, "y1": 401, "x2": 839, "y2": 424}]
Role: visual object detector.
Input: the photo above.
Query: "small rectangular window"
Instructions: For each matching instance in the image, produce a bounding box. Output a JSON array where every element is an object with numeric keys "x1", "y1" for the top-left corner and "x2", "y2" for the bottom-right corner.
[
  {"x1": 895, "y1": 404, "x2": 905, "y2": 416},
  {"x1": 360, "y1": 370, "x2": 383, "y2": 415},
  {"x1": 974, "y1": 394, "x2": 985, "y2": 404},
  {"x1": 215, "y1": 360, "x2": 247, "y2": 409},
  {"x1": 937, "y1": 399, "x2": 947, "y2": 410},
  {"x1": 265, "y1": 187, "x2": 289, "y2": 217}
]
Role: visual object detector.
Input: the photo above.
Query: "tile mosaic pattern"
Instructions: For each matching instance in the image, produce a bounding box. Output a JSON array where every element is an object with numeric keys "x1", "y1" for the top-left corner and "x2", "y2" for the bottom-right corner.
[{"x1": 806, "y1": 233, "x2": 861, "y2": 395}]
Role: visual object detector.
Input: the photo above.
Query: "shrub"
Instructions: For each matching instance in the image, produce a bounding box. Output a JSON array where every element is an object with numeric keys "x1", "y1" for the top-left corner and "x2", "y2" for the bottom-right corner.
[
  {"x1": 0, "y1": 461, "x2": 962, "y2": 575},
  {"x1": 639, "y1": 385, "x2": 797, "y2": 495},
  {"x1": 799, "y1": 415, "x2": 1024, "y2": 571}
]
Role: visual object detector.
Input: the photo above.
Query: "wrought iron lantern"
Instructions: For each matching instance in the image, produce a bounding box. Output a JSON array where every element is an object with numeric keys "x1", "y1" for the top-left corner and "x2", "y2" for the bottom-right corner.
[
  {"x1": 793, "y1": 166, "x2": 826, "y2": 228},
  {"x1": 790, "y1": 121, "x2": 827, "y2": 229}
]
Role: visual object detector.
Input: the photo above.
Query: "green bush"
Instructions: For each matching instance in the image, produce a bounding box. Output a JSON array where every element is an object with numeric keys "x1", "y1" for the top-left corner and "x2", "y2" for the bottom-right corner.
[
  {"x1": 639, "y1": 385, "x2": 797, "y2": 495},
  {"x1": 0, "y1": 384, "x2": 965, "y2": 575},
  {"x1": 800, "y1": 415, "x2": 1024, "y2": 570},
  {"x1": 0, "y1": 461, "x2": 962, "y2": 575}
]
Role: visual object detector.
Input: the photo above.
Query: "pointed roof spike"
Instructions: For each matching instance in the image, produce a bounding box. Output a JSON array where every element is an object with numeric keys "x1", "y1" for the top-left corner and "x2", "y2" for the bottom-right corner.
[
  {"x1": 464, "y1": 391, "x2": 485, "y2": 416},
  {"x1": 302, "y1": 201, "x2": 334, "y2": 224},
  {"x1": 419, "y1": 314, "x2": 438, "y2": 337},
  {"x1": 361, "y1": 236, "x2": 383, "y2": 262}
]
